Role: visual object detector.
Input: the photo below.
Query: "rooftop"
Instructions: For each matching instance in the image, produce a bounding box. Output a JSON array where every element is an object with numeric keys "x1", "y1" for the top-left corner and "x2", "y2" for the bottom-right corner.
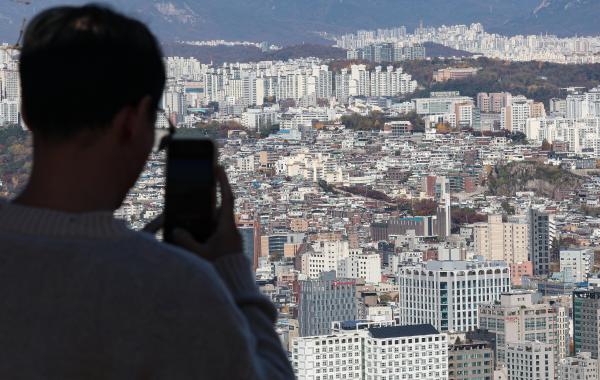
[
  {"x1": 398, "y1": 259, "x2": 509, "y2": 272},
  {"x1": 368, "y1": 324, "x2": 439, "y2": 339}
]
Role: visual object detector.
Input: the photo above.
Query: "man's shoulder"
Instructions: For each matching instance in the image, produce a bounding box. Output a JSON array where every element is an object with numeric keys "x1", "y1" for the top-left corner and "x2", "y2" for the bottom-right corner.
[
  {"x1": 110, "y1": 230, "x2": 225, "y2": 292},
  {"x1": 94, "y1": 230, "x2": 241, "y2": 319},
  {"x1": 123, "y1": 231, "x2": 213, "y2": 270}
]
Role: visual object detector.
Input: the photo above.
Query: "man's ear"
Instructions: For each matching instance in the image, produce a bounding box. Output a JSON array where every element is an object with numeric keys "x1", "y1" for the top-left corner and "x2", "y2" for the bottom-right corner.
[
  {"x1": 20, "y1": 103, "x2": 32, "y2": 131},
  {"x1": 134, "y1": 96, "x2": 154, "y2": 126},
  {"x1": 113, "y1": 96, "x2": 154, "y2": 144}
]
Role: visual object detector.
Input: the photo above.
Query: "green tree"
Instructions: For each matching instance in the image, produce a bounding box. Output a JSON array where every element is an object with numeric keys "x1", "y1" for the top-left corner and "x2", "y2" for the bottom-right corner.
[
  {"x1": 510, "y1": 132, "x2": 527, "y2": 144},
  {"x1": 501, "y1": 200, "x2": 515, "y2": 215}
]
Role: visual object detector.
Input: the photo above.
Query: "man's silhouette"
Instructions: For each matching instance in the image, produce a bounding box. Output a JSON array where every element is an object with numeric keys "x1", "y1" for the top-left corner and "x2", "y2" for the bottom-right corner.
[{"x1": 0, "y1": 5, "x2": 293, "y2": 379}]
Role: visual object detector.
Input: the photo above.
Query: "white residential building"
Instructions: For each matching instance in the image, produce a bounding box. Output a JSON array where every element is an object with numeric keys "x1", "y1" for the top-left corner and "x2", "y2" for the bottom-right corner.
[
  {"x1": 338, "y1": 253, "x2": 381, "y2": 284},
  {"x1": 566, "y1": 88, "x2": 600, "y2": 119},
  {"x1": 501, "y1": 97, "x2": 531, "y2": 133},
  {"x1": 301, "y1": 240, "x2": 355, "y2": 278},
  {"x1": 277, "y1": 152, "x2": 344, "y2": 184},
  {"x1": 302, "y1": 240, "x2": 381, "y2": 283},
  {"x1": 162, "y1": 89, "x2": 186, "y2": 123},
  {"x1": 558, "y1": 352, "x2": 599, "y2": 380},
  {"x1": 560, "y1": 249, "x2": 594, "y2": 283},
  {"x1": 241, "y1": 107, "x2": 279, "y2": 131},
  {"x1": 506, "y1": 341, "x2": 555, "y2": 380},
  {"x1": 0, "y1": 66, "x2": 20, "y2": 101},
  {"x1": 335, "y1": 64, "x2": 417, "y2": 102},
  {"x1": 292, "y1": 321, "x2": 448, "y2": 380},
  {"x1": 165, "y1": 56, "x2": 205, "y2": 81},
  {"x1": 0, "y1": 99, "x2": 19, "y2": 126},
  {"x1": 293, "y1": 330, "x2": 364, "y2": 380},
  {"x1": 236, "y1": 154, "x2": 256, "y2": 173},
  {"x1": 397, "y1": 259, "x2": 511, "y2": 332},
  {"x1": 365, "y1": 324, "x2": 448, "y2": 380},
  {"x1": 455, "y1": 102, "x2": 474, "y2": 128},
  {"x1": 525, "y1": 117, "x2": 600, "y2": 157}
]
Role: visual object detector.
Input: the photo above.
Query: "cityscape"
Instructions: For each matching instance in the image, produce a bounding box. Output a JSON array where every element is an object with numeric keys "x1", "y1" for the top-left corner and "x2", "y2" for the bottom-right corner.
[
  {"x1": 335, "y1": 23, "x2": 600, "y2": 64},
  {"x1": 5, "y1": 5, "x2": 600, "y2": 379}
]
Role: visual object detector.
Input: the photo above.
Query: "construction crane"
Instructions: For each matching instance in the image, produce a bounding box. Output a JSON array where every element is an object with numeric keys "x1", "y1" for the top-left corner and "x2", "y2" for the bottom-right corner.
[
  {"x1": 0, "y1": 18, "x2": 26, "y2": 52},
  {"x1": 0, "y1": 0, "x2": 31, "y2": 52}
]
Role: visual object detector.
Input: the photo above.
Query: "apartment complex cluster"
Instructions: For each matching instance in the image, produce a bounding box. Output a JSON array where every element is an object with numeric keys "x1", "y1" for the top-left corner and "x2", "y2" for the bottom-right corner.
[
  {"x1": 346, "y1": 43, "x2": 426, "y2": 63},
  {"x1": 177, "y1": 39, "x2": 280, "y2": 51},
  {"x1": 160, "y1": 57, "x2": 417, "y2": 128},
  {"x1": 164, "y1": 57, "x2": 555, "y2": 138},
  {"x1": 525, "y1": 87, "x2": 600, "y2": 159},
  {"x1": 334, "y1": 23, "x2": 600, "y2": 64}
]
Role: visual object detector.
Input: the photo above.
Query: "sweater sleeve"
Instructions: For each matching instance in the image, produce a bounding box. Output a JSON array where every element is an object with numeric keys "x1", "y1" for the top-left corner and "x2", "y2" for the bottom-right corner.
[
  {"x1": 210, "y1": 254, "x2": 295, "y2": 380},
  {"x1": 154, "y1": 252, "x2": 295, "y2": 380}
]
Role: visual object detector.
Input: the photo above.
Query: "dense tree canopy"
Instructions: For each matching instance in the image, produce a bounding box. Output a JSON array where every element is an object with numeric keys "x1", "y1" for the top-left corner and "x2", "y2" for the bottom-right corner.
[
  {"x1": 340, "y1": 111, "x2": 425, "y2": 132},
  {"x1": 400, "y1": 57, "x2": 600, "y2": 106}
]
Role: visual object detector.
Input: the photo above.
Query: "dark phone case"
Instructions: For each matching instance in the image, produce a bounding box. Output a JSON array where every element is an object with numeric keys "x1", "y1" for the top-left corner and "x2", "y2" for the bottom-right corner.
[{"x1": 163, "y1": 138, "x2": 217, "y2": 243}]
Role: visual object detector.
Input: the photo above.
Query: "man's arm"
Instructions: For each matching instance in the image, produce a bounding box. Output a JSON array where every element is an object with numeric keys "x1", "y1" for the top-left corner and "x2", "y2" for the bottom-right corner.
[
  {"x1": 212, "y1": 254, "x2": 294, "y2": 379},
  {"x1": 153, "y1": 252, "x2": 293, "y2": 380},
  {"x1": 168, "y1": 167, "x2": 294, "y2": 379}
]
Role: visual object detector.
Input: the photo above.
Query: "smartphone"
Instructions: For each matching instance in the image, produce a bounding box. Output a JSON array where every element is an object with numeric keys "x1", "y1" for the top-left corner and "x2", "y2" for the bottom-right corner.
[{"x1": 163, "y1": 137, "x2": 217, "y2": 244}]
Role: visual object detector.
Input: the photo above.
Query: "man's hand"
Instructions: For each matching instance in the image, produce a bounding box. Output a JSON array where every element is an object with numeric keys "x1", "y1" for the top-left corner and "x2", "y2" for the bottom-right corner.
[
  {"x1": 142, "y1": 214, "x2": 164, "y2": 234},
  {"x1": 172, "y1": 166, "x2": 243, "y2": 261}
]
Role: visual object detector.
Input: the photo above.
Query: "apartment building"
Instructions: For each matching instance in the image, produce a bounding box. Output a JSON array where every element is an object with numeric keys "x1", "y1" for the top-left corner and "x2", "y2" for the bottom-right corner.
[
  {"x1": 529, "y1": 208, "x2": 555, "y2": 276},
  {"x1": 347, "y1": 43, "x2": 426, "y2": 63},
  {"x1": 506, "y1": 341, "x2": 555, "y2": 380},
  {"x1": 473, "y1": 215, "x2": 529, "y2": 264},
  {"x1": 397, "y1": 259, "x2": 511, "y2": 332},
  {"x1": 297, "y1": 275, "x2": 357, "y2": 337},
  {"x1": 501, "y1": 98, "x2": 531, "y2": 134},
  {"x1": 477, "y1": 92, "x2": 512, "y2": 113},
  {"x1": 301, "y1": 240, "x2": 381, "y2": 284},
  {"x1": 338, "y1": 253, "x2": 382, "y2": 284},
  {"x1": 292, "y1": 322, "x2": 448, "y2": 380},
  {"x1": 558, "y1": 352, "x2": 599, "y2": 380},
  {"x1": 478, "y1": 292, "x2": 569, "y2": 365},
  {"x1": 573, "y1": 288, "x2": 600, "y2": 358},
  {"x1": 447, "y1": 335, "x2": 494, "y2": 380},
  {"x1": 560, "y1": 249, "x2": 593, "y2": 283}
]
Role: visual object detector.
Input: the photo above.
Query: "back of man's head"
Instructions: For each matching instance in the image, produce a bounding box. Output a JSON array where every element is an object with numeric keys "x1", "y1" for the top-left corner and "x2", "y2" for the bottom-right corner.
[{"x1": 19, "y1": 4, "x2": 166, "y2": 140}]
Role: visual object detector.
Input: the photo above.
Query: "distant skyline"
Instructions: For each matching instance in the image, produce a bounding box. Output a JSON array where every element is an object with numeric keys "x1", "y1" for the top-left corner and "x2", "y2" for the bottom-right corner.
[{"x1": 2, "y1": 0, "x2": 600, "y2": 45}]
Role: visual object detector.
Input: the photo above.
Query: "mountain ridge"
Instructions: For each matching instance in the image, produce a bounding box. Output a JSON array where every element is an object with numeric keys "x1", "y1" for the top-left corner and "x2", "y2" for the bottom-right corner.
[{"x1": 1, "y1": 0, "x2": 598, "y2": 45}]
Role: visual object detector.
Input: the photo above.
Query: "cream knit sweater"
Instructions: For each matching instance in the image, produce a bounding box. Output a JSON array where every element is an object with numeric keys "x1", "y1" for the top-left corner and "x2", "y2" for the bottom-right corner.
[{"x1": 0, "y1": 200, "x2": 293, "y2": 379}]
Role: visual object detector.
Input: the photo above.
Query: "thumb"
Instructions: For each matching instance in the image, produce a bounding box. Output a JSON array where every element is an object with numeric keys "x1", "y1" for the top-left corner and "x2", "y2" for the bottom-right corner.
[{"x1": 172, "y1": 228, "x2": 209, "y2": 256}]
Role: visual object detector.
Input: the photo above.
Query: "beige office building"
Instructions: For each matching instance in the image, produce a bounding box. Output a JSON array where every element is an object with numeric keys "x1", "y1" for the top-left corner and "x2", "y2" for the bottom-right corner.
[
  {"x1": 473, "y1": 215, "x2": 529, "y2": 264},
  {"x1": 479, "y1": 292, "x2": 569, "y2": 366},
  {"x1": 506, "y1": 341, "x2": 555, "y2": 380}
]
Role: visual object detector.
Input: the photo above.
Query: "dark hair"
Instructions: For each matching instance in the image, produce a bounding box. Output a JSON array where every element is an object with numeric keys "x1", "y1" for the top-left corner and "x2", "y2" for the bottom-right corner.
[{"x1": 19, "y1": 4, "x2": 166, "y2": 139}]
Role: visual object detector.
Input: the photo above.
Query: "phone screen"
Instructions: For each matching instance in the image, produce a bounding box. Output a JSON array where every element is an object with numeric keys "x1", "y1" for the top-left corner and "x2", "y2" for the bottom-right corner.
[{"x1": 164, "y1": 138, "x2": 216, "y2": 243}]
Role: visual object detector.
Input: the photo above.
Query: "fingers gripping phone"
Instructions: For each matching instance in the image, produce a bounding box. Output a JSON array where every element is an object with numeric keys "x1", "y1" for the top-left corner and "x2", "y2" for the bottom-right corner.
[{"x1": 163, "y1": 137, "x2": 217, "y2": 244}]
